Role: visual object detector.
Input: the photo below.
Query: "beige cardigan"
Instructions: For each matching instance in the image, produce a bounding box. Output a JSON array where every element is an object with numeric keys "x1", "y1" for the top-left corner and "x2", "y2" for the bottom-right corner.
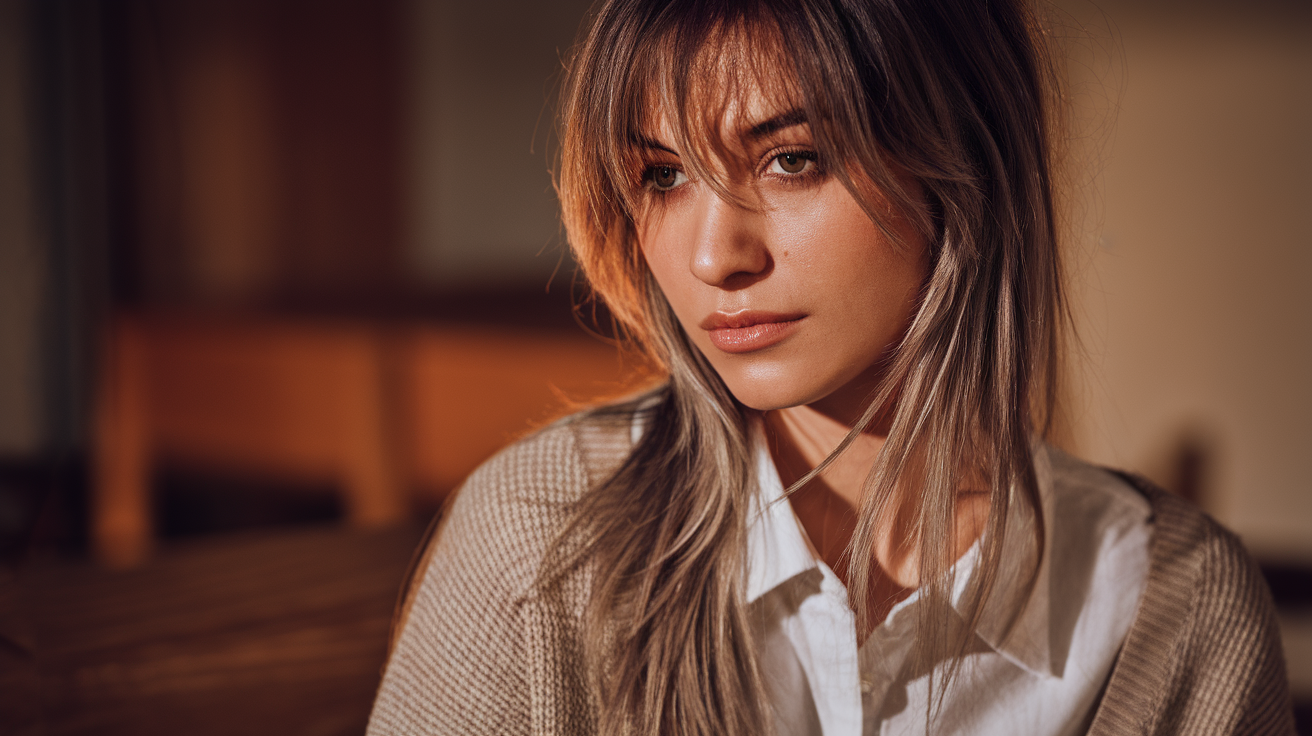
[{"x1": 367, "y1": 413, "x2": 1296, "y2": 735}]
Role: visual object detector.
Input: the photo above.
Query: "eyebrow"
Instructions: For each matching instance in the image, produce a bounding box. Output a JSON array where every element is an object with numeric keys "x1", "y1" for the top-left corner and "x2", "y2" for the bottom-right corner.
[
  {"x1": 631, "y1": 133, "x2": 678, "y2": 156},
  {"x1": 628, "y1": 108, "x2": 809, "y2": 154},
  {"x1": 746, "y1": 108, "x2": 808, "y2": 139}
]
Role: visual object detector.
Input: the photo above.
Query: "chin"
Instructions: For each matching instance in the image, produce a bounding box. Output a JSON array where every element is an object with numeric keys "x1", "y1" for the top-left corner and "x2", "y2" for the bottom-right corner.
[
  {"x1": 717, "y1": 366, "x2": 830, "y2": 413},
  {"x1": 729, "y1": 391, "x2": 792, "y2": 413},
  {"x1": 712, "y1": 349, "x2": 881, "y2": 414}
]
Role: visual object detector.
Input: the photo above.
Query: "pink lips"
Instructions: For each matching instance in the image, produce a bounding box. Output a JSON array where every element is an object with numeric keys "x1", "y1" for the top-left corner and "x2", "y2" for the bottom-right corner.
[{"x1": 700, "y1": 310, "x2": 805, "y2": 354}]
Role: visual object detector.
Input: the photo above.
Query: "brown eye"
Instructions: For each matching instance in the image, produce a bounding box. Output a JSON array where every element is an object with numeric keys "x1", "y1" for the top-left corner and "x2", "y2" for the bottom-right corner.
[
  {"x1": 652, "y1": 165, "x2": 681, "y2": 190},
  {"x1": 776, "y1": 152, "x2": 809, "y2": 174}
]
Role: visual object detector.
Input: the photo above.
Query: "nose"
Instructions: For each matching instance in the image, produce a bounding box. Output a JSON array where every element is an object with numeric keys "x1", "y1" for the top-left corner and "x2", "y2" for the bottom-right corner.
[{"x1": 689, "y1": 195, "x2": 771, "y2": 289}]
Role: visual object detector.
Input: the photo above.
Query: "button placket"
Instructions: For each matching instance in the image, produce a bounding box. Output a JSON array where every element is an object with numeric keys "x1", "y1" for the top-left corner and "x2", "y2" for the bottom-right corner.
[{"x1": 858, "y1": 599, "x2": 920, "y2": 733}]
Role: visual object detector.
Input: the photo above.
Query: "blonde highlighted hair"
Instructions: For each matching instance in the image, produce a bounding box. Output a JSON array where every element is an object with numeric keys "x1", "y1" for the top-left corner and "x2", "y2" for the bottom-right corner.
[{"x1": 548, "y1": 0, "x2": 1067, "y2": 733}]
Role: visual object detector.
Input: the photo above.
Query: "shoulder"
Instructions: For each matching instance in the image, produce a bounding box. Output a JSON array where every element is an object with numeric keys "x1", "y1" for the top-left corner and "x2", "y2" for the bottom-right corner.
[
  {"x1": 435, "y1": 406, "x2": 637, "y2": 600},
  {"x1": 1133, "y1": 480, "x2": 1287, "y2": 674},
  {"x1": 368, "y1": 407, "x2": 637, "y2": 735},
  {"x1": 1087, "y1": 472, "x2": 1296, "y2": 735},
  {"x1": 1115, "y1": 473, "x2": 1279, "y2": 641}
]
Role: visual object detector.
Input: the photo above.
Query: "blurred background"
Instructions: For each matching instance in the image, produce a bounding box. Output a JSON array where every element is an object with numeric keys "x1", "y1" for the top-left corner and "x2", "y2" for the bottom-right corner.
[{"x1": 0, "y1": 0, "x2": 1307, "y2": 733}]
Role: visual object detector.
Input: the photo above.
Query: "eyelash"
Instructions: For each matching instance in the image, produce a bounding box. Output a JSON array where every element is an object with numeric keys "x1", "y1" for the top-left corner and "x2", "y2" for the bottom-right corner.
[
  {"x1": 641, "y1": 163, "x2": 687, "y2": 193},
  {"x1": 639, "y1": 147, "x2": 823, "y2": 195},
  {"x1": 762, "y1": 147, "x2": 821, "y2": 180}
]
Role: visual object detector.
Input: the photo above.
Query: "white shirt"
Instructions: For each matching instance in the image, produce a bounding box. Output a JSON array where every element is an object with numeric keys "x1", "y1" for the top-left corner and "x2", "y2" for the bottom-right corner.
[{"x1": 743, "y1": 431, "x2": 1152, "y2": 736}]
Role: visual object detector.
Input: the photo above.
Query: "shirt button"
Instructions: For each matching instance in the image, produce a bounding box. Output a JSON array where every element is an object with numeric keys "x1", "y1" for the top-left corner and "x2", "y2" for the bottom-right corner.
[{"x1": 860, "y1": 675, "x2": 874, "y2": 695}]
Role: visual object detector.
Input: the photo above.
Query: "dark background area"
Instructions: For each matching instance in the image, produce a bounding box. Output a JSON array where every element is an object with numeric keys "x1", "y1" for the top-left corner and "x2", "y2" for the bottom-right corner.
[{"x1": 2, "y1": 2, "x2": 614, "y2": 733}]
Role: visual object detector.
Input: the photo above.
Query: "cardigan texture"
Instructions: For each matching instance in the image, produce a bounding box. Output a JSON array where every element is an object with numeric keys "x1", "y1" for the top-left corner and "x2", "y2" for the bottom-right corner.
[{"x1": 367, "y1": 412, "x2": 1295, "y2": 735}]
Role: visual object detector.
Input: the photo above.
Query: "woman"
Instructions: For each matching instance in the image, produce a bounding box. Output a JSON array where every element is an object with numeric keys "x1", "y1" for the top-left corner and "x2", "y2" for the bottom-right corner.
[{"x1": 369, "y1": 0, "x2": 1293, "y2": 734}]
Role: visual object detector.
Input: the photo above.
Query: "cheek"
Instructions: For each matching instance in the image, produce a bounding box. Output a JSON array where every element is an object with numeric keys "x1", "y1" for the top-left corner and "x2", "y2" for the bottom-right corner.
[
  {"x1": 755, "y1": 185, "x2": 928, "y2": 401},
  {"x1": 634, "y1": 178, "x2": 929, "y2": 412},
  {"x1": 638, "y1": 232, "x2": 679, "y2": 292},
  {"x1": 772, "y1": 183, "x2": 924, "y2": 319},
  {"x1": 637, "y1": 207, "x2": 700, "y2": 317}
]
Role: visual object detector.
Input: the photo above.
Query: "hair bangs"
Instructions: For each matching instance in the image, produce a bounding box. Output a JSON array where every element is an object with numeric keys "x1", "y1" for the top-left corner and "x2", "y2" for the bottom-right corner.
[{"x1": 605, "y1": 7, "x2": 810, "y2": 212}]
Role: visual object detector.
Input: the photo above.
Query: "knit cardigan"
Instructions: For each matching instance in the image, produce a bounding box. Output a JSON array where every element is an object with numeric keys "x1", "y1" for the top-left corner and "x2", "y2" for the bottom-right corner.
[{"x1": 367, "y1": 413, "x2": 1296, "y2": 735}]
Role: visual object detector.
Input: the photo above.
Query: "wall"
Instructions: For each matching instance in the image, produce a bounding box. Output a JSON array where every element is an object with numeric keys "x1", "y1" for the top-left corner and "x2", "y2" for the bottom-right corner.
[
  {"x1": 1057, "y1": 0, "x2": 1312, "y2": 561},
  {"x1": 0, "y1": 0, "x2": 45, "y2": 456},
  {"x1": 402, "y1": 0, "x2": 594, "y2": 290},
  {"x1": 119, "y1": 0, "x2": 405, "y2": 309}
]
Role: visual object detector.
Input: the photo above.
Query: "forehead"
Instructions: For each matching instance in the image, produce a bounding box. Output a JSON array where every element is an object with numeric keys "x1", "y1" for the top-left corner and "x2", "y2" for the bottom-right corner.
[
  {"x1": 640, "y1": 90, "x2": 807, "y2": 151},
  {"x1": 633, "y1": 20, "x2": 803, "y2": 142}
]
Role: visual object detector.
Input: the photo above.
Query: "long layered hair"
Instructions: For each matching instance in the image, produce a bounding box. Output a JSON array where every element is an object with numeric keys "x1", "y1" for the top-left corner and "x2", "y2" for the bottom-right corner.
[{"x1": 549, "y1": 0, "x2": 1066, "y2": 733}]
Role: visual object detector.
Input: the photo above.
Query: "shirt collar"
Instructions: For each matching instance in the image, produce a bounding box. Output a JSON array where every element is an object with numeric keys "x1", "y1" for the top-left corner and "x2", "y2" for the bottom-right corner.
[
  {"x1": 949, "y1": 441, "x2": 1055, "y2": 678},
  {"x1": 743, "y1": 425, "x2": 1058, "y2": 678},
  {"x1": 744, "y1": 424, "x2": 818, "y2": 603}
]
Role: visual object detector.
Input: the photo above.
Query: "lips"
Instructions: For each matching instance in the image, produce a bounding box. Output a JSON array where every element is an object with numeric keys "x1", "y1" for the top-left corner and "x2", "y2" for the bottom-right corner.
[{"x1": 700, "y1": 310, "x2": 805, "y2": 354}]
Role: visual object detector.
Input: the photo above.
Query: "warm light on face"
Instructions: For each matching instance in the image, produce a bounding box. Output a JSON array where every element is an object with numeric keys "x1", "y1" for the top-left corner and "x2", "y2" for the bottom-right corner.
[{"x1": 634, "y1": 85, "x2": 929, "y2": 415}]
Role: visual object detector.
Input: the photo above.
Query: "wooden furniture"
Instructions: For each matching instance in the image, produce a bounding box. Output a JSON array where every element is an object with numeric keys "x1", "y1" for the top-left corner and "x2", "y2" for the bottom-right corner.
[
  {"x1": 93, "y1": 315, "x2": 405, "y2": 567},
  {"x1": 0, "y1": 523, "x2": 423, "y2": 736},
  {"x1": 396, "y1": 326, "x2": 650, "y2": 499},
  {"x1": 92, "y1": 313, "x2": 652, "y2": 567}
]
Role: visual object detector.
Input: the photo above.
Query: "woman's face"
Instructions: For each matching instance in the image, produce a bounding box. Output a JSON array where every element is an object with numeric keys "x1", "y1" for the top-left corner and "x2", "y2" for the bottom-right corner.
[{"x1": 634, "y1": 86, "x2": 930, "y2": 416}]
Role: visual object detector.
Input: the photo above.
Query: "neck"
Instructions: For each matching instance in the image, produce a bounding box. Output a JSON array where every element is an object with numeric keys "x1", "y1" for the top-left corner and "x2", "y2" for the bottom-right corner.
[
  {"x1": 767, "y1": 404, "x2": 884, "y2": 513},
  {"x1": 764, "y1": 406, "x2": 917, "y2": 617},
  {"x1": 764, "y1": 403, "x2": 990, "y2": 628}
]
